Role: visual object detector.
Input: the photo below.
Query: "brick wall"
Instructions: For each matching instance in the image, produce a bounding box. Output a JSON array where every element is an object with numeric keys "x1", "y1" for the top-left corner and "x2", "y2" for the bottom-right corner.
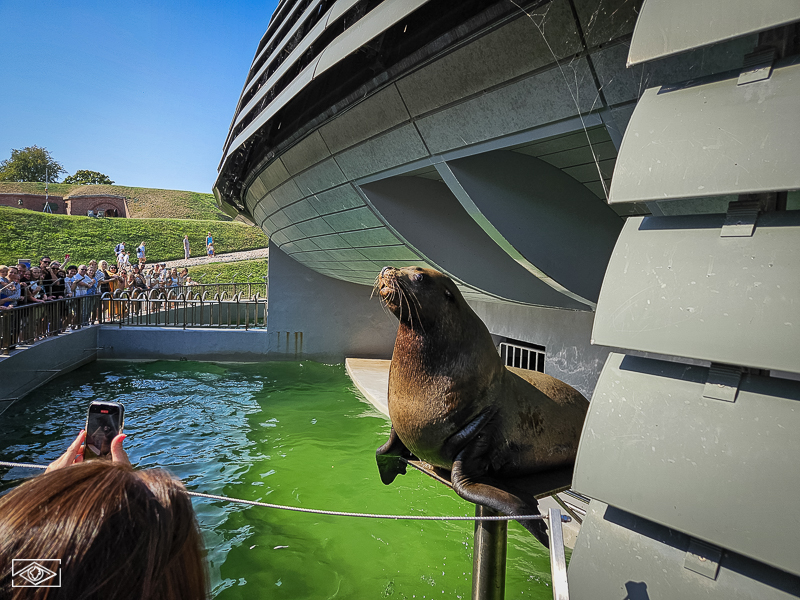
[
  {"x1": 64, "y1": 194, "x2": 128, "y2": 217},
  {"x1": 0, "y1": 193, "x2": 66, "y2": 213}
]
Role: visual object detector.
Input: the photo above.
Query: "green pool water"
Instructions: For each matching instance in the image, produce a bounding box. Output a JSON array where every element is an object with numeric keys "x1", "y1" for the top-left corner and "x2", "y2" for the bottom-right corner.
[{"x1": 0, "y1": 360, "x2": 555, "y2": 599}]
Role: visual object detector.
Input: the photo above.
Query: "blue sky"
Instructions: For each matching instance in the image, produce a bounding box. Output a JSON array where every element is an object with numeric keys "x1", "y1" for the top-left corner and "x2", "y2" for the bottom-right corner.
[{"x1": 0, "y1": 0, "x2": 279, "y2": 193}]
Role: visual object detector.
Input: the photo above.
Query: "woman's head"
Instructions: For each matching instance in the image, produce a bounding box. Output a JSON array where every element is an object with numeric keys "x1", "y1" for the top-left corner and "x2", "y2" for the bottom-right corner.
[
  {"x1": 99, "y1": 260, "x2": 109, "y2": 270},
  {"x1": 0, "y1": 461, "x2": 207, "y2": 599}
]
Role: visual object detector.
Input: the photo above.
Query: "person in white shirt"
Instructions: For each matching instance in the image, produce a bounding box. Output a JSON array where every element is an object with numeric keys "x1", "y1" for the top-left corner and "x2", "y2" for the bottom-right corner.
[{"x1": 68, "y1": 265, "x2": 92, "y2": 297}]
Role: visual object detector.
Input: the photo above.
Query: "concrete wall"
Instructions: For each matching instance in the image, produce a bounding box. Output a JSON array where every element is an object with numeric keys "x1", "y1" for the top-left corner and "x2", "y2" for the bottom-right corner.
[
  {"x1": 265, "y1": 241, "x2": 397, "y2": 362},
  {"x1": 0, "y1": 327, "x2": 97, "y2": 414},
  {"x1": 97, "y1": 326, "x2": 268, "y2": 362},
  {"x1": 469, "y1": 300, "x2": 609, "y2": 400},
  {"x1": 0, "y1": 193, "x2": 66, "y2": 213}
]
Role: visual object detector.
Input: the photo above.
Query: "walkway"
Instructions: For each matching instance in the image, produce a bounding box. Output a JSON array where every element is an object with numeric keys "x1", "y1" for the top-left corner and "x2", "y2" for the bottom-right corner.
[{"x1": 152, "y1": 247, "x2": 269, "y2": 269}]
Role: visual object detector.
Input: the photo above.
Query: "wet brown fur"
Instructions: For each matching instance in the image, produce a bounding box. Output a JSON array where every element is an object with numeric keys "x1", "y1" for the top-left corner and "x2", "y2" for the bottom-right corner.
[{"x1": 375, "y1": 266, "x2": 589, "y2": 544}]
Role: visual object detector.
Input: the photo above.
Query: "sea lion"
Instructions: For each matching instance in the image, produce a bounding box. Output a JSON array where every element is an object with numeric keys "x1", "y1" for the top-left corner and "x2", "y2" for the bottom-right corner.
[{"x1": 375, "y1": 266, "x2": 589, "y2": 546}]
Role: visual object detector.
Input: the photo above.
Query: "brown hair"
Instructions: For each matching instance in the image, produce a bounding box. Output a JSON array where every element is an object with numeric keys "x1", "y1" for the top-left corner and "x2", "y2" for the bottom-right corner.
[{"x1": 0, "y1": 461, "x2": 208, "y2": 599}]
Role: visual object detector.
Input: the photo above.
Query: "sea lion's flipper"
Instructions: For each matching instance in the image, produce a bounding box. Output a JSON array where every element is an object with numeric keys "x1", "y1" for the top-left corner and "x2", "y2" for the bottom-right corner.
[
  {"x1": 451, "y1": 445, "x2": 550, "y2": 548},
  {"x1": 376, "y1": 426, "x2": 414, "y2": 485}
]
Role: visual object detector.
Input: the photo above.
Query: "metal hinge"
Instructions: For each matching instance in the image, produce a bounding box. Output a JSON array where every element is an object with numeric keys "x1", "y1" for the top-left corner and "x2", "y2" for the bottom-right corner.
[
  {"x1": 721, "y1": 198, "x2": 761, "y2": 237},
  {"x1": 738, "y1": 47, "x2": 776, "y2": 86},
  {"x1": 684, "y1": 539, "x2": 723, "y2": 580},
  {"x1": 702, "y1": 364, "x2": 742, "y2": 403}
]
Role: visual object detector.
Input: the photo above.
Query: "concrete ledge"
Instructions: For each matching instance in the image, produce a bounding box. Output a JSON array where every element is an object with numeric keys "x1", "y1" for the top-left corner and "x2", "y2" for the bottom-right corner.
[
  {"x1": 345, "y1": 357, "x2": 390, "y2": 416},
  {"x1": 98, "y1": 326, "x2": 269, "y2": 362},
  {"x1": 0, "y1": 327, "x2": 98, "y2": 415}
]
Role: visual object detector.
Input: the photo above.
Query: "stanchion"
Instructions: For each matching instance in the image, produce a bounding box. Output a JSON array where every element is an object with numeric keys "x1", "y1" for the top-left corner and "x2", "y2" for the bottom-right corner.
[
  {"x1": 548, "y1": 507, "x2": 569, "y2": 600},
  {"x1": 472, "y1": 505, "x2": 507, "y2": 600}
]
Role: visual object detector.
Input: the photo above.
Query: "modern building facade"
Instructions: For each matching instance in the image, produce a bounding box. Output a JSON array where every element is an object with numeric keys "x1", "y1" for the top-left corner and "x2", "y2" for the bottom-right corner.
[{"x1": 216, "y1": 1, "x2": 800, "y2": 597}]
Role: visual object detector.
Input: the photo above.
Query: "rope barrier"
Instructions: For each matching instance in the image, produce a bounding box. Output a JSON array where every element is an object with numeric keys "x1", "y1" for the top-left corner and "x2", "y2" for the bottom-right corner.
[{"x1": 0, "y1": 460, "x2": 557, "y2": 522}]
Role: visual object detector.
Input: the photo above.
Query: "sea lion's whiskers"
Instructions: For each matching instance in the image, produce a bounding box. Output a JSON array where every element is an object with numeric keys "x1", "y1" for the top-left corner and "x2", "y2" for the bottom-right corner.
[
  {"x1": 370, "y1": 274, "x2": 382, "y2": 299},
  {"x1": 397, "y1": 283, "x2": 419, "y2": 331},
  {"x1": 405, "y1": 288, "x2": 426, "y2": 334}
]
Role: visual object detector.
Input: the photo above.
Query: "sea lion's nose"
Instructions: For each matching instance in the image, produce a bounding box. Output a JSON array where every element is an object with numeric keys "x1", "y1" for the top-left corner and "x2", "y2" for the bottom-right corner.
[{"x1": 380, "y1": 266, "x2": 392, "y2": 277}]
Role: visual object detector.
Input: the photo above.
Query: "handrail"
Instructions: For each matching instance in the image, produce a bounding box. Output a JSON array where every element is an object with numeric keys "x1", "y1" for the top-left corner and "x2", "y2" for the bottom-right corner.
[
  {"x1": 100, "y1": 295, "x2": 267, "y2": 330},
  {"x1": 0, "y1": 296, "x2": 102, "y2": 353},
  {"x1": 0, "y1": 282, "x2": 270, "y2": 351}
]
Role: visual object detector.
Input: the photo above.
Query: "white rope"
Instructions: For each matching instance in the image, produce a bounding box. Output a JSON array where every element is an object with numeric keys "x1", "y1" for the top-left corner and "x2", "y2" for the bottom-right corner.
[{"x1": 0, "y1": 461, "x2": 550, "y2": 522}]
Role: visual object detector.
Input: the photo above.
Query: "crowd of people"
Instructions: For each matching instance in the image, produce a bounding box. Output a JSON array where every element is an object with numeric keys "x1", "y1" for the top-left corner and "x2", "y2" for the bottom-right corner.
[{"x1": 0, "y1": 249, "x2": 201, "y2": 311}]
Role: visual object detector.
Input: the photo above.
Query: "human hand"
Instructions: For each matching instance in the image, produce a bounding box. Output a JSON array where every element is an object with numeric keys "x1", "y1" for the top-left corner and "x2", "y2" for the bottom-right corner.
[
  {"x1": 110, "y1": 434, "x2": 131, "y2": 466},
  {"x1": 45, "y1": 431, "x2": 131, "y2": 472},
  {"x1": 46, "y1": 430, "x2": 85, "y2": 472}
]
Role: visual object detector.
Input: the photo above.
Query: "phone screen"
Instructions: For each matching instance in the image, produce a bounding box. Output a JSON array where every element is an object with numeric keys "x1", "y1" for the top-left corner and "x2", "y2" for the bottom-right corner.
[{"x1": 84, "y1": 402, "x2": 125, "y2": 460}]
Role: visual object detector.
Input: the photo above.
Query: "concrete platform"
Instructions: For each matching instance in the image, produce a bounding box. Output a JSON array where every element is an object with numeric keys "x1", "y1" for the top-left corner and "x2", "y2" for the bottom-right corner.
[
  {"x1": 345, "y1": 358, "x2": 390, "y2": 416},
  {"x1": 344, "y1": 357, "x2": 586, "y2": 548}
]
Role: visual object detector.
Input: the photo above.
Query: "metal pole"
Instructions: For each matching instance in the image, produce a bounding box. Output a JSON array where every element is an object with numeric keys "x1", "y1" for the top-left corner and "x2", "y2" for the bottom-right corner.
[
  {"x1": 472, "y1": 504, "x2": 507, "y2": 600},
  {"x1": 548, "y1": 508, "x2": 569, "y2": 600}
]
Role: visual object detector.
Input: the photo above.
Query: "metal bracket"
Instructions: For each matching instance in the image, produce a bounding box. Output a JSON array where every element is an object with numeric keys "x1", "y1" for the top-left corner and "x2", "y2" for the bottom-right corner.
[
  {"x1": 684, "y1": 539, "x2": 723, "y2": 580},
  {"x1": 721, "y1": 198, "x2": 761, "y2": 237},
  {"x1": 703, "y1": 364, "x2": 742, "y2": 403},
  {"x1": 738, "y1": 47, "x2": 776, "y2": 86}
]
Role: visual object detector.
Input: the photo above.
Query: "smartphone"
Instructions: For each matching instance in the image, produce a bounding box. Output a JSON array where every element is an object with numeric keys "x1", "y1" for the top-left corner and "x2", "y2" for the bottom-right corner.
[{"x1": 84, "y1": 401, "x2": 125, "y2": 460}]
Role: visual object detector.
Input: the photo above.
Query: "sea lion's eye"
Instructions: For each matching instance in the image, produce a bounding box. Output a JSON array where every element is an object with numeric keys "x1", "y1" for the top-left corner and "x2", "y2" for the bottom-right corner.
[
  {"x1": 444, "y1": 288, "x2": 454, "y2": 301},
  {"x1": 413, "y1": 273, "x2": 423, "y2": 282}
]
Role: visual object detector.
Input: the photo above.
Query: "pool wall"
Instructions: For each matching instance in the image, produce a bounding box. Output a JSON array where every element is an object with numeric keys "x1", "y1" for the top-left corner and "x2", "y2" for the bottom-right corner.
[
  {"x1": 0, "y1": 327, "x2": 271, "y2": 414},
  {"x1": 0, "y1": 327, "x2": 97, "y2": 414},
  {"x1": 264, "y1": 240, "x2": 398, "y2": 362}
]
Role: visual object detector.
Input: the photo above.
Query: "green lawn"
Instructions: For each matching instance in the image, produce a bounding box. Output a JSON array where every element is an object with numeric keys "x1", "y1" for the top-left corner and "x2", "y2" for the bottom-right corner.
[
  {"x1": 185, "y1": 259, "x2": 269, "y2": 284},
  {"x1": 0, "y1": 182, "x2": 231, "y2": 221},
  {"x1": 0, "y1": 206, "x2": 269, "y2": 267}
]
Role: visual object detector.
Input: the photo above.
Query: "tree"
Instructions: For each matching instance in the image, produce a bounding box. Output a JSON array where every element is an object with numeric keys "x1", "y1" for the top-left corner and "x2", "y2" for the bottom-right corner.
[
  {"x1": 0, "y1": 145, "x2": 65, "y2": 182},
  {"x1": 63, "y1": 170, "x2": 115, "y2": 185}
]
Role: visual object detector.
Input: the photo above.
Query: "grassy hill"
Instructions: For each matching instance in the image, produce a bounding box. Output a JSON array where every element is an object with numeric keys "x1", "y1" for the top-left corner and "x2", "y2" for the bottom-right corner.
[
  {"x1": 0, "y1": 181, "x2": 231, "y2": 221},
  {"x1": 0, "y1": 206, "x2": 269, "y2": 267},
  {"x1": 187, "y1": 259, "x2": 269, "y2": 284}
]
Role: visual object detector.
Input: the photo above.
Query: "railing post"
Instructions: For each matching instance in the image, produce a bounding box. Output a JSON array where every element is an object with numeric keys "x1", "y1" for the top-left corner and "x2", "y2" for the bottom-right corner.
[
  {"x1": 548, "y1": 508, "x2": 569, "y2": 600},
  {"x1": 472, "y1": 505, "x2": 507, "y2": 600}
]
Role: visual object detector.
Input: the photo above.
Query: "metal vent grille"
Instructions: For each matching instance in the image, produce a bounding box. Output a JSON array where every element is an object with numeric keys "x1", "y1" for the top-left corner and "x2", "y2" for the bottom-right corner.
[{"x1": 499, "y1": 342, "x2": 545, "y2": 373}]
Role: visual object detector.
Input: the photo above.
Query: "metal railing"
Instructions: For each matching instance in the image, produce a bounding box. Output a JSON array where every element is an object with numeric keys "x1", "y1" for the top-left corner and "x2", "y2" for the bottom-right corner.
[
  {"x1": 499, "y1": 341, "x2": 545, "y2": 373},
  {"x1": 162, "y1": 282, "x2": 267, "y2": 299},
  {"x1": 100, "y1": 288, "x2": 267, "y2": 330},
  {"x1": 0, "y1": 283, "x2": 268, "y2": 352},
  {"x1": 0, "y1": 296, "x2": 102, "y2": 354}
]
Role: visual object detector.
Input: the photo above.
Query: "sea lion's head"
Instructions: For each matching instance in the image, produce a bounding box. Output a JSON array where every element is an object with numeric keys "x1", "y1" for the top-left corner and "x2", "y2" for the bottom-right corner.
[{"x1": 376, "y1": 266, "x2": 465, "y2": 331}]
